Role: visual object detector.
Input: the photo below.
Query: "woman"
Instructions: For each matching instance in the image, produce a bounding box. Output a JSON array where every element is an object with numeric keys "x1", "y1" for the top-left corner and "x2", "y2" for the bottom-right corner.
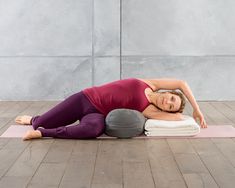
[{"x1": 15, "y1": 78, "x2": 207, "y2": 140}]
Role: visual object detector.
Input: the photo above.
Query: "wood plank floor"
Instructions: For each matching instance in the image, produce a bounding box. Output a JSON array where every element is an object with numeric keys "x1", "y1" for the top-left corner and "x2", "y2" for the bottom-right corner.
[{"x1": 0, "y1": 101, "x2": 235, "y2": 188}]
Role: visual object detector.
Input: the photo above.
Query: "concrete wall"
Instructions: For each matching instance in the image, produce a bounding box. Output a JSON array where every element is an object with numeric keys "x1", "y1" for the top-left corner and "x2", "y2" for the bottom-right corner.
[{"x1": 0, "y1": 0, "x2": 234, "y2": 100}]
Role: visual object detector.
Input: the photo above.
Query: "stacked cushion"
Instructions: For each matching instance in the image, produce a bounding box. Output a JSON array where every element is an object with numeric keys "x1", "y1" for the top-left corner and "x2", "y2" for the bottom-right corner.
[
  {"x1": 105, "y1": 109, "x2": 200, "y2": 138},
  {"x1": 144, "y1": 115, "x2": 200, "y2": 136}
]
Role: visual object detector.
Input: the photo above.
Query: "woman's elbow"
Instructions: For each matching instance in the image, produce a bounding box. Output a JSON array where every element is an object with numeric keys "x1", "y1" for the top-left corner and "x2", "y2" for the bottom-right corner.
[
  {"x1": 176, "y1": 113, "x2": 184, "y2": 121},
  {"x1": 180, "y1": 80, "x2": 187, "y2": 86},
  {"x1": 179, "y1": 80, "x2": 188, "y2": 90}
]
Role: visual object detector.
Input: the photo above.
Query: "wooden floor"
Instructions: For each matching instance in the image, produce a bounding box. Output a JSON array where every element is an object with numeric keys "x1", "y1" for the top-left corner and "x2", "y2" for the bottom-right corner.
[{"x1": 0, "y1": 101, "x2": 235, "y2": 188}]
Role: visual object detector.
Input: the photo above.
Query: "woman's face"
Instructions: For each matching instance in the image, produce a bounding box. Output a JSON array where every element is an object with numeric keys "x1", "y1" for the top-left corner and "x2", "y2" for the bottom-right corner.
[{"x1": 157, "y1": 92, "x2": 181, "y2": 112}]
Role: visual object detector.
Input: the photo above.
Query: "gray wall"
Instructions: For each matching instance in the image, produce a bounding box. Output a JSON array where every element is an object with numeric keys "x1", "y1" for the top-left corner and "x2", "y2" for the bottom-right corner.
[{"x1": 0, "y1": 0, "x2": 234, "y2": 100}]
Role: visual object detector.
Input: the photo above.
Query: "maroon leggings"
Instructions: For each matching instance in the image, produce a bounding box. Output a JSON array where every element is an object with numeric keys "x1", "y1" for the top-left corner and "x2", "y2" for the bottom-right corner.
[{"x1": 31, "y1": 91, "x2": 105, "y2": 139}]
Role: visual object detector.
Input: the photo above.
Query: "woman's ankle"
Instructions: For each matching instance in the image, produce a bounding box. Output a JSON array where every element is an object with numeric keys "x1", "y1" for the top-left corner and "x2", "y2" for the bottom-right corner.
[{"x1": 30, "y1": 117, "x2": 33, "y2": 125}]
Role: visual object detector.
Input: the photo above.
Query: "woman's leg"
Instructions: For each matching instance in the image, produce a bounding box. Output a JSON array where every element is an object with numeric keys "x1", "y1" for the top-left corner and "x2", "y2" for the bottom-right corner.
[
  {"x1": 23, "y1": 113, "x2": 105, "y2": 140},
  {"x1": 31, "y1": 91, "x2": 95, "y2": 130}
]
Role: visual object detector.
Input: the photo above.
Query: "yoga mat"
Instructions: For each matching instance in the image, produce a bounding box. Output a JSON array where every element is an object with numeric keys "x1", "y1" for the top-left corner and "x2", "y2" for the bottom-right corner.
[
  {"x1": 1, "y1": 125, "x2": 235, "y2": 139},
  {"x1": 99, "y1": 125, "x2": 235, "y2": 139},
  {"x1": 1, "y1": 125, "x2": 34, "y2": 138}
]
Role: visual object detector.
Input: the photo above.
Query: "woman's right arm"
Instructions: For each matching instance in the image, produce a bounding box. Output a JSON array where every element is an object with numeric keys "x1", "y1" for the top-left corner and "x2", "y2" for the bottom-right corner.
[{"x1": 142, "y1": 105, "x2": 184, "y2": 121}]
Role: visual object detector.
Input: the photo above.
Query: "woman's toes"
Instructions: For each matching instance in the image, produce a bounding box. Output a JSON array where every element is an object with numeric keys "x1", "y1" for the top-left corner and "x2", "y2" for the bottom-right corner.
[
  {"x1": 15, "y1": 116, "x2": 21, "y2": 122},
  {"x1": 15, "y1": 116, "x2": 22, "y2": 124}
]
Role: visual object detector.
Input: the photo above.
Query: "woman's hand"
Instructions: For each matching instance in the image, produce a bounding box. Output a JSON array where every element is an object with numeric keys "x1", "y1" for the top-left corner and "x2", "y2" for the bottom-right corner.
[{"x1": 193, "y1": 109, "x2": 207, "y2": 128}]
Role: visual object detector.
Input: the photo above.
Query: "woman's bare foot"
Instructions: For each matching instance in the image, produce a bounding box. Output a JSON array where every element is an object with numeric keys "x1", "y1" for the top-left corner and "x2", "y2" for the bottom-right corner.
[
  {"x1": 23, "y1": 130, "x2": 42, "y2": 141},
  {"x1": 15, "y1": 115, "x2": 32, "y2": 125}
]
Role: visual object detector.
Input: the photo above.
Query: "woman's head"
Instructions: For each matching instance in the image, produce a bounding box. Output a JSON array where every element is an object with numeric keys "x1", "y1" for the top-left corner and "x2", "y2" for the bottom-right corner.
[{"x1": 156, "y1": 90, "x2": 186, "y2": 113}]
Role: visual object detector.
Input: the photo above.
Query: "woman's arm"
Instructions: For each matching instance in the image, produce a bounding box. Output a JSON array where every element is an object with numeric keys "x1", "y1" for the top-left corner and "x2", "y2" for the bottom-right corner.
[
  {"x1": 179, "y1": 81, "x2": 199, "y2": 111},
  {"x1": 179, "y1": 81, "x2": 207, "y2": 128},
  {"x1": 142, "y1": 104, "x2": 184, "y2": 121},
  {"x1": 144, "y1": 78, "x2": 199, "y2": 111},
  {"x1": 142, "y1": 78, "x2": 207, "y2": 128},
  {"x1": 140, "y1": 78, "x2": 184, "y2": 91}
]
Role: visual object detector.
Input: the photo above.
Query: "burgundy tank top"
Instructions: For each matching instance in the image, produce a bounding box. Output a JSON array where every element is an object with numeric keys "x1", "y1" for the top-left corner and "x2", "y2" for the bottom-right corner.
[{"x1": 82, "y1": 78, "x2": 152, "y2": 116}]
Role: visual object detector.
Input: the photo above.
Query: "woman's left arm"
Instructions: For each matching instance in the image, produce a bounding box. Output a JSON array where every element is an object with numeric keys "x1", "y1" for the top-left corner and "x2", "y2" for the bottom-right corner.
[{"x1": 180, "y1": 81, "x2": 199, "y2": 112}]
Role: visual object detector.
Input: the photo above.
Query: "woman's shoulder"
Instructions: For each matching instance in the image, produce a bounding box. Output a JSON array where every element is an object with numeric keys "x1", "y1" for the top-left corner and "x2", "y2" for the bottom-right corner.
[{"x1": 136, "y1": 78, "x2": 157, "y2": 91}]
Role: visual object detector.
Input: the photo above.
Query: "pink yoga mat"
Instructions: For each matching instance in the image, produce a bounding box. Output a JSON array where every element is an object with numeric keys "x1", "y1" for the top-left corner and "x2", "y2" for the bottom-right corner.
[
  {"x1": 0, "y1": 125, "x2": 34, "y2": 138},
  {"x1": 1, "y1": 125, "x2": 235, "y2": 138},
  {"x1": 99, "y1": 125, "x2": 235, "y2": 139}
]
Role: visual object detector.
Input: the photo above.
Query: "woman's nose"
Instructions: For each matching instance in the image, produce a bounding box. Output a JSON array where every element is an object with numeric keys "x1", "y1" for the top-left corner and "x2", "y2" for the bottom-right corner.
[{"x1": 166, "y1": 99, "x2": 172, "y2": 104}]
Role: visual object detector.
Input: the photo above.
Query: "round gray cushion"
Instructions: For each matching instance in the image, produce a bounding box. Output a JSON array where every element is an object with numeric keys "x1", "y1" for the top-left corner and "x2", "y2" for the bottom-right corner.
[{"x1": 105, "y1": 109, "x2": 146, "y2": 138}]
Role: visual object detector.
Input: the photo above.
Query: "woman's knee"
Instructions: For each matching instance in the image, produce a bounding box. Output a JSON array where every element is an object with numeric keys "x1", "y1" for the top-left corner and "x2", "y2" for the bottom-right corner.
[
  {"x1": 93, "y1": 122, "x2": 105, "y2": 137},
  {"x1": 87, "y1": 119, "x2": 105, "y2": 138},
  {"x1": 81, "y1": 113, "x2": 105, "y2": 138}
]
